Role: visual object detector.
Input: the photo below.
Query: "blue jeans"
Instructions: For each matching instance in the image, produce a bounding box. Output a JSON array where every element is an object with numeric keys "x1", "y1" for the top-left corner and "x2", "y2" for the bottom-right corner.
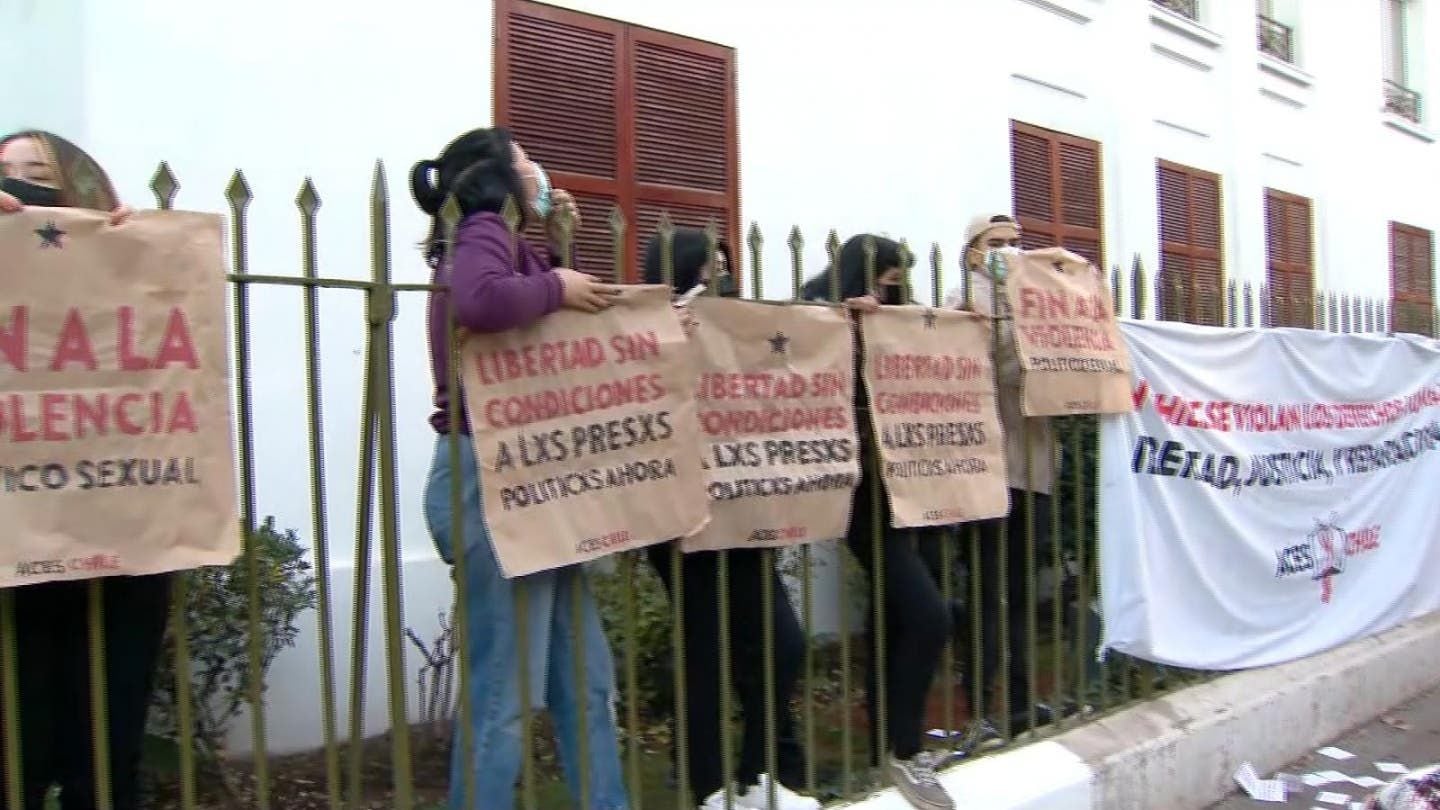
[{"x1": 424, "y1": 435, "x2": 629, "y2": 810}]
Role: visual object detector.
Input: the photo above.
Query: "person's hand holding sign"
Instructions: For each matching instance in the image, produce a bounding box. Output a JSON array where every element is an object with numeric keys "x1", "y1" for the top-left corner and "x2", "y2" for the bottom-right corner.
[{"x1": 556, "y1": 267, "x2": 621, "y2": 313}]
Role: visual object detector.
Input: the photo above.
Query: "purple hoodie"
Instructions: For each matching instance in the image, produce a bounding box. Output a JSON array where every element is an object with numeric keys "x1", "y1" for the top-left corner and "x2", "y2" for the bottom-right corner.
[{"x1": 427, "y1": 211, "x2": 564, "y2": 434}]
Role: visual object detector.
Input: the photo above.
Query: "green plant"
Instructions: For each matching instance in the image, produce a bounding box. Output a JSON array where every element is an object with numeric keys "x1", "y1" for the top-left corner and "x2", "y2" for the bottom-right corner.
[
  {"x1": 589, "y1": 554, "x2": 675, "y2": 718},
  {"x1": 147, "y1": 516, "x2": 319, "y2": 760}
]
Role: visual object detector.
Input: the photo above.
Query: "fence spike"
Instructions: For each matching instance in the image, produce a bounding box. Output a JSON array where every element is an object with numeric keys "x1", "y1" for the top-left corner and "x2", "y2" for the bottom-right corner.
[
  {"x1": 930, "y1": 242, "x2": 943, "y2": 307},
  {"x1": 1130, "y1": 255, "x2": 1146, "y2": 320},
  {"x1": 150, "y1": 162, "x2": 179, "y2": 210},
  {"x1": 788, "y1": 225, "x2": 804, "y2": 300},
  {"x1": 296, "y1": 178, "x2": 322, "y2": 215},
  {"x1": 607, "y1": 205, "x2": 626, "y2": 284},
  {"x1": 226, "y1": 170, "x2": 253, "y2": 212},
  {"x1": 825, "y1": 230, "x2": 841, "y2": 302},
  {"x1": 748, "y1": 222, "x2": 764, "y2": 300}
]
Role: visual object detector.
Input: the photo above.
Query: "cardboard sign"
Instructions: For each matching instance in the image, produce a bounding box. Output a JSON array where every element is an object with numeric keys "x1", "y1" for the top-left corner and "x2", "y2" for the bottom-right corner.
[
  {"x1": 684, "y1": 297, "x2": 859, "y2": 551},
  {"x1": 861, "y1": 306, "x2": 1009, "y2": 527},
  {"x1": 0, "y1": 208, "x2": 240, "y2": 585},
  {"x1": 459, "y1": 286, "x2": 708, "y2": 577},
  {"x1": 1004, "y1": 248, "x2": 1134, "y2": 416}
]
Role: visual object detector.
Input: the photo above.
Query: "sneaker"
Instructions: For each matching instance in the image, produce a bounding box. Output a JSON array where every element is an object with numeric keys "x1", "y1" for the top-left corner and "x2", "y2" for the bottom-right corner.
[
  {"x1": 735, "y1": 774, "x2": 820, "y2": 810},
  {"x1": 885, "y1": 751, "x2": 955, "y2": 810},
  {"x1": 959, "y1": 718, "x2": 1004, "y2": 755}
]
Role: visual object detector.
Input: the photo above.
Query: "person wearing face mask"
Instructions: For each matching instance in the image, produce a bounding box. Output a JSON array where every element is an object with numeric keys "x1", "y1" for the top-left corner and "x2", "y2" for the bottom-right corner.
[
  {"x1": 0, "y1": 130, "x2": 165, "y2": 810},
  {"x1": 937, "y1": 213, "x2": 1075, "y2": 748},
  {"x1": 411, "y1": 127, "x2": 628, "y2": 810},
  {"x1": 641, "y1": 228, "x2": 817, "y2": 810},
  {"x1": 801, "y1": 235, "x2": 956, "y2": 810}
]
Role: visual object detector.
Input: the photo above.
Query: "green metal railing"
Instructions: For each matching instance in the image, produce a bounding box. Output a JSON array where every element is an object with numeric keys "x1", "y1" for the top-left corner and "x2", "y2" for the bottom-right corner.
[{"x1": 0, "y1": 162, "x2": 1433, "y2": 810}]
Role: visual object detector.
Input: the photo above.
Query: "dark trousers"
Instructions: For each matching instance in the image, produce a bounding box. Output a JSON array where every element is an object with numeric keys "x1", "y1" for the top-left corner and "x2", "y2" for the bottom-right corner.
[
  {"x1": 0, "y1": 574, "x2": 173, "y2": 810},
  {"x1": 846, "y1": 464, "x2": 952, "y2": 762},
  {"x1": 921, "y1": 489, "x2": 1053, "y2": 721},
  {"x1": 647, "y1": 545, "x2": 806, "y2": 804}
]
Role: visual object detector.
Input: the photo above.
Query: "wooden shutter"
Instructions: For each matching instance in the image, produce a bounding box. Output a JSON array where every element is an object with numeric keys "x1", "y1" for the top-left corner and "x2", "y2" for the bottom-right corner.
[
  {"x1": 496, "y1": 0, "x2": 740, "y2": 283},
  {"x1": 630, "y1": 28, "x2": 739, "y2": 282},
  {"x1": 1157, "y1": 160, "x2": 1225, "y2": 325},
  {"x1": 495, "y1": 1, "x2": 625, "y2": 280},
  {"x1": 1010, "y1": 121, "x2": 1105, "y2": 268},
  {"x1": 1391, "y1": 221, "x2": 1435, "y2": 335},
  {"x1": 1263, "y1": 188, "x2": 1315, "y2": 328}
]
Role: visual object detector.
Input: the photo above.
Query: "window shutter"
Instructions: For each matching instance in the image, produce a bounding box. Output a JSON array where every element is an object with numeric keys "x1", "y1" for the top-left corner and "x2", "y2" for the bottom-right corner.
[
  {"x1": 630, "y1": 27, "x2": 740, "y2": 282},
  {"x1": 495, "y1": 0, "x2": 625, "y2": 280},
  {"x1": 496, "y1": 0, "x2": 740, "y2": 283},
  {"x1": 1157, "y1": 160, "x2": 1225, "y2": 325},
  {"x1": 1263, "y1": 189, "x2": 1315, "y2": 328},
  {"x1": 1391, "y1": 221, "x2": 1435, "y2": 335},
  {"x1": 1010, "y1": 121, "x2": 1104, "y2": 267}
]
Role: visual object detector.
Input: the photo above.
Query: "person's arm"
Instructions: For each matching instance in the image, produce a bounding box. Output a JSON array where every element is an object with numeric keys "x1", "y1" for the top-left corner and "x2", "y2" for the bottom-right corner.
[
  {"x1": 0, "y1": 192, "x2": 132, "y2": 224},
  {"x1": 450, "y1": 213, "x2": 563, "y2": 333}
]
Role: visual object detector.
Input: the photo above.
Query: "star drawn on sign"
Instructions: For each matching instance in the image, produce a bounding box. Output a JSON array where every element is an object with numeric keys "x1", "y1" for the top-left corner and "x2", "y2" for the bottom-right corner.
[
  {"x1": 35, "y1": 221, "x2": 66, "y2": 249},
  {"x1": 768, "y1": 331, "x2": 790, "y2": 354},
  {"x1": 922, "y1": 309, "x2": 938, "y2": 329}
]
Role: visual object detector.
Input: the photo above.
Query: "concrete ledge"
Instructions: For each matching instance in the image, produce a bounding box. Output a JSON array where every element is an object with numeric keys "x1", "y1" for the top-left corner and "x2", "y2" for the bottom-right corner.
[
  {"x1": 842, "y1": 741, "x2": 1092, "y2": 810},
  {"x1": 1057, "y1": 610, "x2": 1440, "y2": 809},
  {"x1": 842, "y1": 612, "x2": 1440, "y2": 809}
]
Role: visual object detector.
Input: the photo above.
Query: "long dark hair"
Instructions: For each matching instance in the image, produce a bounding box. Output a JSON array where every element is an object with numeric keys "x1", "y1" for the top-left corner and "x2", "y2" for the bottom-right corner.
[
  {"x1": 800, "y1": 234, "x2": 909, "y2": 302},
  {"x1": 409, "y1": 127, "x2": 527, "y2": 268},
  {"x1": 0, "y1": 130, "x2": 120, "y2": 211},
  {"x1": 642, "y1": 227, "x2": 737, "y2": 296}
]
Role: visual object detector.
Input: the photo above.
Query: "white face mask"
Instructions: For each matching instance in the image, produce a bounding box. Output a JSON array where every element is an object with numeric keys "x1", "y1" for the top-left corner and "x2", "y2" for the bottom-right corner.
[{"x1": 984, "y1": 246, "x2": 1022, "y2": 278}]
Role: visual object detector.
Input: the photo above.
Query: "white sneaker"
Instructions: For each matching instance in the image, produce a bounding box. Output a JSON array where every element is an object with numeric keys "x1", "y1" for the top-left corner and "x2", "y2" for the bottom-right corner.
[{"x1": 736, "y1": 774, "x2": 821, "y2": 810}]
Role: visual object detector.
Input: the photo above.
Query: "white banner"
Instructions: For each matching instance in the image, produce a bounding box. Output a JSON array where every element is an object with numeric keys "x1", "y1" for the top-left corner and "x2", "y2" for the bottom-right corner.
[{"x1": 1101, "y1": 321, "x2": 1440, "y2": 670}]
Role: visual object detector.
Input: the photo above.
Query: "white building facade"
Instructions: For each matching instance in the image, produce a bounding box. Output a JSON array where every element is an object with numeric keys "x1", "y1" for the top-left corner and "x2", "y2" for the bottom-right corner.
[{"x1": 3, "y1": 0, "x2": 1436, "y2": 753}]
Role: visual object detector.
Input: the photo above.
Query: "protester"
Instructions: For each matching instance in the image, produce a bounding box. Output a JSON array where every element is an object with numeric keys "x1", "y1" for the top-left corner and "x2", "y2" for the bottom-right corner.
[
  {"x1": 940, "y1": 213, "x2": 1077, "y2": 745},
  {"x1": 802, "y1": 235, "x2": 956, "y2": 810},
  {"x1": 642, "y1": 228, "x2": 817, "y2": 810},
  {"x1": 411, "y1": 127, "x2": 628, "y2": 810},
  {"x1": 0, "y1": 129, "x2": 164, "y2": 810}
]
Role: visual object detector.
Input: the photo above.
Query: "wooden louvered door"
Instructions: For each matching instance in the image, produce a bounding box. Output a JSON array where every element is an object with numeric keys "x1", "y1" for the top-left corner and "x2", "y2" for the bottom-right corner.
[
  {"x1": 1010, "y1": 121, "x2": 1105, "y2": 268},
  {"x1": 630, "y1": 27, "x2": 737, "y2": 284},
  {"x1": 495, "y1": 0, "x2": 740, "y2": 283},
  {"x1": 1263, "y1": 189, "x2": 1315, "y2": 328},
  {"x1": 1390, "y1": 222, "x2": 1435, "y2": 335},
  {"x1": 495, "y1": 1, "x2": 626, "y2": 280},
  {"x1": 1157, "y1": 160, "x2": 1225, "y2": 325}
]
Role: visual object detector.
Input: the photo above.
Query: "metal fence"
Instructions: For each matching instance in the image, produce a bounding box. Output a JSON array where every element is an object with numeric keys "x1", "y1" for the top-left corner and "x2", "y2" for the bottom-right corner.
[{"x1": 1, "y1": 162, "x2": 1433, "y2": 810}]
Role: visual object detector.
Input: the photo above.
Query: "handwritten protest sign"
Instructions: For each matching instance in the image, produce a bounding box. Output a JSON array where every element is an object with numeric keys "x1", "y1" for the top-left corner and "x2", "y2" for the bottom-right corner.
[
  {"x1": 459, "y1": 286, "x2": 708, "y2": 577},
  {"x1": 684, "y1": 297, "x2": 859, "y2": 552},
  {"x1": 861, "y1": 306, "x2": 1009, "y2": 527},
  {"x1": 0, "y1": 209, "x2": 240, "y2": 586},
  {"x1": 1005, "y1": 248, "x2": 1133, "y2": 416}
]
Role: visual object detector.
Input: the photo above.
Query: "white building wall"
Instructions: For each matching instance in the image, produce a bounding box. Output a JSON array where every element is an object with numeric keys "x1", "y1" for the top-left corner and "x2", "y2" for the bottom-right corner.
[{"x1": 3, "y1": 0, "x2": 1437, "y2": 754}]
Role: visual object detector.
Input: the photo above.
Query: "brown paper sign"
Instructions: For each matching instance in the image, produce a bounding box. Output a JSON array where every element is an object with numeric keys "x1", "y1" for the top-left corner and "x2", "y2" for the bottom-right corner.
[
  {"x1": 459, "y1": 285, "x2": 708, "y2": 577},
  {"x1": 0, "y1": 208, "x2": 240, "y2": 586},
  {"x1": 683, "y1": 297, "x2": 859, "y2": 552},
  {"x1": 861, "y1": 306, "x2": 1009, "y2": 527},
  {"x1": 1004, "y1": 249, "x2": 1134, "y2": 416}
]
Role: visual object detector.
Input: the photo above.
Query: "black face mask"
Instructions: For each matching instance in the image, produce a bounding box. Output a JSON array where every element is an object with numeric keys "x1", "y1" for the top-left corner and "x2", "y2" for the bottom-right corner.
[
  {"x1": 880, "y1": 284, "x2": 906, "y2": 306},
  {"x1": 1, "y1": 177, "x2": 62, "y2": 207},
  {"x1": 714, "y1": 271, "x2": 740, "y2": 298}
]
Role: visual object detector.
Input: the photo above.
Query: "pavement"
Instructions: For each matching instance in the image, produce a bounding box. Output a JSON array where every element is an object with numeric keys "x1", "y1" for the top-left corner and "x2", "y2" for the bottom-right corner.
[{"x1": 1210, "y1": 684, "x2": 1440, "y2": 808}]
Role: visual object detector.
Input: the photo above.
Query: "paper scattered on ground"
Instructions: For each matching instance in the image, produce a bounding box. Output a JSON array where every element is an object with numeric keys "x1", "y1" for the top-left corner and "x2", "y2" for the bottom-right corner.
[
  {"x1": 1375, "y1": 761, "x2": 1410, "y2": 774},
  {"x1": 1317, "y1": 747, "x2": 1356, "y2": 761},
  {"x1": 1349, "y1": 775, "x2": 1386, "y2": 788},
  {"x1": 1314, "y1": 770, "x2": 1351, "y2": 783},
  {"x1": 1315, "y1": 791, "x2": 1351, "y2": 805},
  {"x1": 1235, "y1": 762, "x2": 1288, "y2": 802}
]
